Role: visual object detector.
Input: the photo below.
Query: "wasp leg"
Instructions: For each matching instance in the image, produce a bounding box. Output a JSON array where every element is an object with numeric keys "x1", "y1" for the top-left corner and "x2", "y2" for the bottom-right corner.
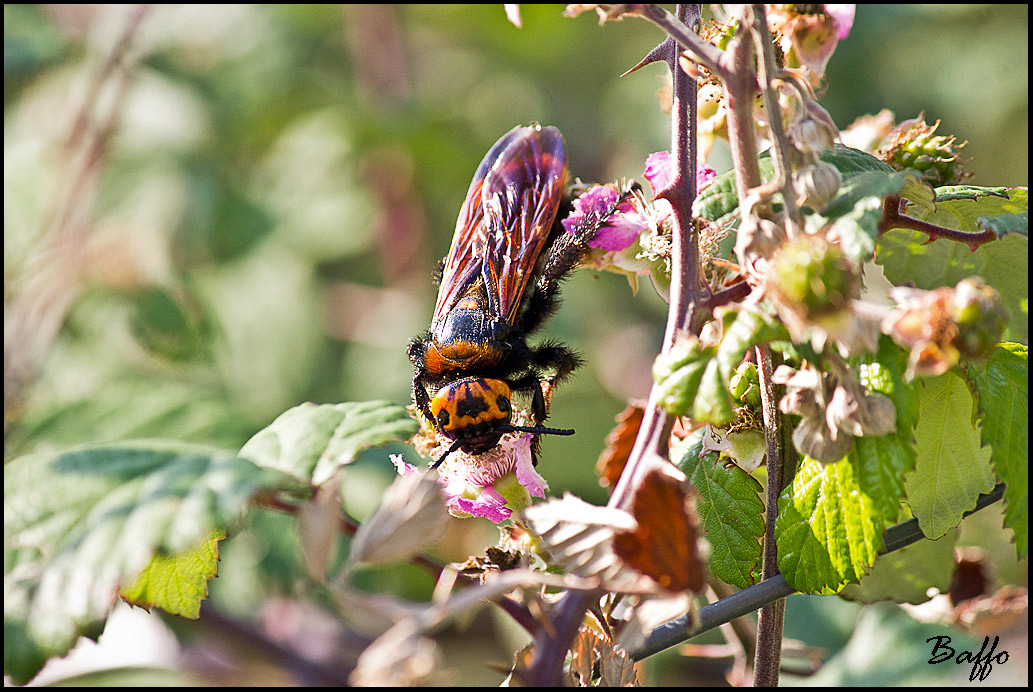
[
  {"x1": 530, "y1": 341, "x2": 583, "y2": 386},
  {"x1": 408, "y1": 336, "x2": 435, "y2": 424},
  {"x1": 505, "y1": 372, "x2": 551, "y2": 466},
  {"x1": 520, "y1": 220, "x2": 601, "y2": 335}
]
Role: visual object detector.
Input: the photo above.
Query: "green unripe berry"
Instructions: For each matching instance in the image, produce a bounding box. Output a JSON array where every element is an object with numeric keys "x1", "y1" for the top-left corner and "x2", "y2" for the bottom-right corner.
[{"x1": 770, "y1": 235, "x2": 858, "y2": 319}]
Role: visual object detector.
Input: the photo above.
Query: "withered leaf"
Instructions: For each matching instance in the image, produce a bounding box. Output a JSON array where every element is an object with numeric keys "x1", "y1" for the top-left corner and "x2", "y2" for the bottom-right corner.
[
  {"x1": 596, "y1": 403, "x2": 645, "y2": 489},
  {"x1": 612, "y1": 468, "x2": 706, "y2": 593},
  {"x1": 568, "y1": 626, "x2": 641, "y2": 687}
]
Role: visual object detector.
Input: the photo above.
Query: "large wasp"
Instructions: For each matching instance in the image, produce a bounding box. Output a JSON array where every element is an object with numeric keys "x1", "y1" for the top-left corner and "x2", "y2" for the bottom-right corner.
[{"x1": 409, "y1": 124, "x2": 602, "y2": 468}]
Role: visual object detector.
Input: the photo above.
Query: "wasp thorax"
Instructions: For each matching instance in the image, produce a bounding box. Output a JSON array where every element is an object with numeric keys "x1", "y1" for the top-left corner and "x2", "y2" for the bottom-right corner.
[{"x1": 430, "y1": 377, "x2": 513, "y2": 436}]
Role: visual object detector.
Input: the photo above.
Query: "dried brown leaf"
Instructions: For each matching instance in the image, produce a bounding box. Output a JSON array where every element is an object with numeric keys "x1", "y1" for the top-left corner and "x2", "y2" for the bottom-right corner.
[
  {"x1": 596, "y1": 403, "x2": 645, "y2": 489},
  {"x1": 349, "y1": 621, "x2": 439, "y2": 687},
  {"x1": 297, "y1": 480, "x2": 342, "y2": 581},
  {"x1": 612, "y1": 467, "x2": 706, "y2": 593},
  {"x1": 568, "y1": 626, "x2": 641, "y2": 687}
]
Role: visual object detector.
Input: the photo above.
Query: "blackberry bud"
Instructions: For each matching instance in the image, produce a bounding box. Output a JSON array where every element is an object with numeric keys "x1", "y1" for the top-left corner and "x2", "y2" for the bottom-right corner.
[
  {"x1": 770, "y1": 235, "x2": 858, "y2": 319},
  {"x1": 950, "y1": 277, "x2": 1007, "y2": 357},
  {"x1": 789, "y1": 116, "x2": 836, "y2": 157},
  {"x1": 878, "y1": 117, "x2": 968, "y2": 187},
  {"x1": 729, "y1": 361, "x2": 762, "y2": 408}
]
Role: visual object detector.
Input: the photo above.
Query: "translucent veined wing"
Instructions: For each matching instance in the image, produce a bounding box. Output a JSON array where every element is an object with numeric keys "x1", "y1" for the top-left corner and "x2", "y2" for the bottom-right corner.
[{"x1": 432, "y1": 125, "x2": 568, "y2": 328}]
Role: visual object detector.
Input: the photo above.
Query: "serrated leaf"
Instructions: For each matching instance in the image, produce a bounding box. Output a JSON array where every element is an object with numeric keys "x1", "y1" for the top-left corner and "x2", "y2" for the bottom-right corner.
[
  {"x1": 876, "y1": 187, "x2": 1028, "y2": 343},
  {"x1": 897, "y1": 174, "x2": 937, "y2": 214},
  {"x1": 839, "y1": 528, "x2": 957, "y2": 605},
  {"x1": 967, "y1": 343, "x2": 1028, "y2": 558},
  {"x1": 119, "y1": 530, "x2": 223, "y2": 618},
  {"x1": 822, "y1": 169, "x2": 910, "y2": 221},
  {"x1": 816, "y1": 195, "x2": 882, "y2": 265},
  {"x1": 676, "y1": 439, "x2": 764, "y2": 588},
  {"x1": 903, "y1": 372, "x2": 996, "y2": 539},
  {"x1": 3, "y1": 442, "x2": 297, "y2": 685},
  {"x1": 775, "y1": 456, "x2": 884, "y2": 594},
  {"x1": 240, "y1": 401, "x2": 418, "y2": 486},
  {"x1": 934, "y1": 185, "x2": 1011, "y2": 204}
]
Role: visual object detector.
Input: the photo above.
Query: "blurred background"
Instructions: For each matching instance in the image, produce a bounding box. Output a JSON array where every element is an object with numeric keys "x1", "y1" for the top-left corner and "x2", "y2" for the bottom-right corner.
[{"x1": 4, "y1": 4, "x2": 1027, "y2": 687}]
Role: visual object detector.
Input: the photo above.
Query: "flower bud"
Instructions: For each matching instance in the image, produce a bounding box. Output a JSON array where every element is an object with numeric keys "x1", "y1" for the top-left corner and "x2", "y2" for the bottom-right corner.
[
  {"x1": 793, "y1": 161, "x2": 841, "y2": 211},
  {"x1": 789, "y1": 116, "x2": 836, "y2": 157},
  {"x1": 729, "y1": 361, "x2": 762, "y2": 408}
]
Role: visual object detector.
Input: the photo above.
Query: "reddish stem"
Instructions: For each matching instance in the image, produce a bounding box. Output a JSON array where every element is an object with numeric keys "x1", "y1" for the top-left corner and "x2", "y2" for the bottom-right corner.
[{"x1": 879, "y1": 195, "x2": 997, "y2": 251}]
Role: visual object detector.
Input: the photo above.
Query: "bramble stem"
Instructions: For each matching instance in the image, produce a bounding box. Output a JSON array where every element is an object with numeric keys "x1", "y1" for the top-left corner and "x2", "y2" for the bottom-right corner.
[
  {"x1": 529, "y1": 4, "x2": 706, "y2": 685},
  {"x1": 879, "y1": 195, "x2": 997, "y2": 249},
  {"x1": 609, "y1": 3, "x2": 704, "y2": 510},
  {"x1": 753, "y1": 344, "x2": 789, "y2": 686}
]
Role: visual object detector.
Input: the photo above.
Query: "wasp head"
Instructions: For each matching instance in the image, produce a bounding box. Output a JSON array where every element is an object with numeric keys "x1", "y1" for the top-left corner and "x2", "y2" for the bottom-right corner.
[{"x1": 430, "y1": 377, "x2": 512, "y2": 454}]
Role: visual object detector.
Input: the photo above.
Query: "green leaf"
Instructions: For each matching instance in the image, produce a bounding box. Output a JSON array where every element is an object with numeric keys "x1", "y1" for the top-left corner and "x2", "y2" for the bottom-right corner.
[
  {"x1": 30, "y1": 666, "x2": 198, "y2": 687},
  {"x1": 934, "y1": 185, "x2": 1011, "y2": 204},
  {"x1": 654, "y1": 307, "x2": 785, "y2": 425},
  {"x1": 839, "y1": 527, "x2": 958, "y2": 605},
  {"x1": 239, "y1": 401, "x2": 418, "y2": 486},
  {"x1": 896, "y1": 174, "x2": 937, "y2": 214},
  {"x1": 876, "y1": 187, "x2": 1029, "y2": 343},
  {"x1": 978, "y1": 211, "x2": 1028, "y2": 238},
  {"x1": 776, "y1": 456, "x2": 884, "y2": 594},
  {"x1": 822, "y1": 169, "x2": 910, "y2": 222},
  {"x1": 126, "y1": 285, "x2": 208, "y2": 362},
  {"x1": 695, "y1": 145, "x2": 895, "y2": 228},
  {"x1": 816, "y1": 195, "x2": 882, "y2": 265},
  {"x1": 800, "y1": 603, "x2": 982, "y2": 686},
  {"x1": 851, "y1": 340, "x2": 920, "y2": 523},
  {"x1": 3, "y1": 442, "x2": 297, "y2": 685},
  {"x1": 119, "y1": 530, "x2": 223, "y2": 618},
  {"x1": 903, "y1": 372, "x2": 996, "y2": 539},
  {"x1": 676, "y1": 437, "x2": 765, "y2": 588},
  {"x1": 967, "y1": 343, "x2": 1029, "y2": 558}
]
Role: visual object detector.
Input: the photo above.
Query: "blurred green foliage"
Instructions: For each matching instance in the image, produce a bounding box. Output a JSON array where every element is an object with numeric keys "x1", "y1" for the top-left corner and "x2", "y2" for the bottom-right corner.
[{"x1": 4, "y1": 4, "x2": 1027, "y2": 686}]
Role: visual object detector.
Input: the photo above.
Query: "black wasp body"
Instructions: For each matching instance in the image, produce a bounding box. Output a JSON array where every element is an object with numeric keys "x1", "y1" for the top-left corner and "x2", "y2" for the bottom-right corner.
[{"x1": 408, "y1": 124, "x2": 602, "y2": 466}]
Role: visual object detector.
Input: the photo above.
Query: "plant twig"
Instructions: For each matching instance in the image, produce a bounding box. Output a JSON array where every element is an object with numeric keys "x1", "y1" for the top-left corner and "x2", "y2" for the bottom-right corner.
[
  {"x1": 753, "y1": 344, "x2": 788, "y2": 686},
  {"x1": 748, "y1": 4, "x2": 802, "y2": 234},
  {"x1": 609, "y1": 2, "x2": 705, "y2": 511},
  {"x1": 528, "y1": 4, "x2": 706, "y2": 685},
  {"x1": 878, "y1": 195, "x2": 997, "y2": 250}
]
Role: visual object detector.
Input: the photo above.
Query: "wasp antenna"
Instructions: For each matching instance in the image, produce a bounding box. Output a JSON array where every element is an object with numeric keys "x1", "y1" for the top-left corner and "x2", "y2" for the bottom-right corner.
[
  {"x1": 430, "y1": 438, "x2": 465, "y2": 470},
  {"x1": 502, "y1": 425, "x2": 576, "y2": 437}
]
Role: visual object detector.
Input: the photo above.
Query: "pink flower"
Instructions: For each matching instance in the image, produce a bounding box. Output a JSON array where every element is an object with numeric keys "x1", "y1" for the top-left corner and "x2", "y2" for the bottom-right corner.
[
  {"x1": 562, "y1": 183, "x2": 648, "y2": 253},
  {"x1": 643, "y1": 150, "x2": 716, "y2": 195},
  {"x1": 644, "y1": 151, "x2": 675, "y2": 194},
  {"x1": 768, "y1": 5, "x2": 853, "y2": 78},
  {"x1": 394, "y1": 435, "x2": 548, "y2": 523},
  {"x1": 825, "y1": 4, "x2": 855, "y2": 39}
]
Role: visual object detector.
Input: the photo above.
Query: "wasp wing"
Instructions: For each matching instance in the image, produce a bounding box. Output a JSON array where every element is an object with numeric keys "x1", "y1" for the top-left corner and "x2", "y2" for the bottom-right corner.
[{"x1": 432, "y1": 125, "x2": 568, "y2": 328}]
